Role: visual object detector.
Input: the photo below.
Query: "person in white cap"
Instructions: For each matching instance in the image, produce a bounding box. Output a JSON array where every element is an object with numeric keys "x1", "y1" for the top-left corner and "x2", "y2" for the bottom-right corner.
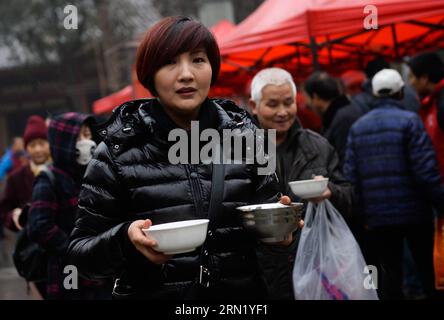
[
  {"x1": 372, "y1": 68, "x2": 405, "y2": 98},
  {"x1": 343, "y1": 68, "x2": 444, "y2": 299}
]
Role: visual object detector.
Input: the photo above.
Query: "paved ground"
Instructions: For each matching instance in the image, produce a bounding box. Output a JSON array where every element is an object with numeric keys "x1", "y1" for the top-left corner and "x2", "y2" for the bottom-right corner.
[{"x1": 0, "y1": 229, "x2": 41, "y2": 300}]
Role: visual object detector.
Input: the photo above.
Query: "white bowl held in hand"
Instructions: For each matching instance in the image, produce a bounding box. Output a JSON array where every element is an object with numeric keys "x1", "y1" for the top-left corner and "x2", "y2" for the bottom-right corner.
[
  {"x1": 142, "y1": 219, "x2": 209, "y2": 255},
  {"x1": 288, "y1": 177, "x2": 329, "y2": 199}
]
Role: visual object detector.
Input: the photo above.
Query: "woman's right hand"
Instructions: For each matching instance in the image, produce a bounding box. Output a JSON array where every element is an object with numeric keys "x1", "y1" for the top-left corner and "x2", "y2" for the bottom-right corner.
[{"x1": 128, "y1": 219, "x2": 172, "y2": 264}]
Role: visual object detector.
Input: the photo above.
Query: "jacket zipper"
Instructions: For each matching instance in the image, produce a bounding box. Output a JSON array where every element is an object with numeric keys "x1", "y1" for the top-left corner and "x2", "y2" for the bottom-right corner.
[{"x1": 187, "y1": 164, "x2": 204, "y2": 218}]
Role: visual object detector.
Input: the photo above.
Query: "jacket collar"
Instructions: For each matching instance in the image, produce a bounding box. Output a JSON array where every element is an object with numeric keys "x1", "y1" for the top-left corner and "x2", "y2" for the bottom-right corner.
[
  {"x1": 97, "y1": 98, "x2": 253, "y2": 153},
  {"x1": 281, "y1": 120, "x2": 302, "y2": 145},
  {"x1": 373, "y1": 98, "x2": 405, "y2": 110},
  {"x1": 275, "y1": 121, "x2": 316, "y2": 160},
  {"x1": 136, "y1": 98, "x2": 241, "y2": 133}
]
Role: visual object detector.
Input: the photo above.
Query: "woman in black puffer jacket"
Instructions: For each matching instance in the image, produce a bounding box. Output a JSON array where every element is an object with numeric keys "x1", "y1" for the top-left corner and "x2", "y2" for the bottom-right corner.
[{"x1": 67, "y1": 16, "x2": 297, "y2": 299}]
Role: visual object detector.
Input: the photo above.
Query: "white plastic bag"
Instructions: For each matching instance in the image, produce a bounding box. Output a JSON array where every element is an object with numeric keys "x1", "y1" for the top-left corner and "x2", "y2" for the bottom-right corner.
[{"x1": 293, "y1": 200, "x2": 378, "y2": 300}]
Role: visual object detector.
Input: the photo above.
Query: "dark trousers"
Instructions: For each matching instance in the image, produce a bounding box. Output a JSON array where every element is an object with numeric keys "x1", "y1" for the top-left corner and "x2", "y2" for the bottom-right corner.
[{"x1": 366, "y1": 223, "x2": 436, "y2": 300}]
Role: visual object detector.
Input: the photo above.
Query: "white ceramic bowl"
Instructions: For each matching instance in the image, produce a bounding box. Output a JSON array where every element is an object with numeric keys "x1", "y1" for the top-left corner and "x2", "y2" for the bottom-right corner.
[
  {"x1": 142, "y1": 219, "x2": 209, "y2": 255},
  {"x1": 288, "y1": 178, "x2": 329, "y2": 199}
]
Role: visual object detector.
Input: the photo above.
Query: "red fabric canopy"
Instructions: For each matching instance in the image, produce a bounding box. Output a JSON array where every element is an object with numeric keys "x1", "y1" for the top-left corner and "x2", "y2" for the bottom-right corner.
[
  {"x1": 214, "y1": 0, "x2": 444, "y2": 130},
  {"x1": 219, "y1": 0, "x2": 311, "y2": 51},
  {"x1": 211, "y1": 19, "x2": 236, "y2": 44},
  {"x1": 218, "y1": 0, "x2": 444, "y2": 78},
  {"x1": 221, "y1": 0, "x2": 444, "y2": 53},
  {"x1": 92, "y1": 85, "x2": 134, "y2": 114}
]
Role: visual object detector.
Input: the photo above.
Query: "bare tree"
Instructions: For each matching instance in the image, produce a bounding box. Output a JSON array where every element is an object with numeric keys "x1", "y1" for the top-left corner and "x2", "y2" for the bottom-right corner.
[
  {"x1": 97, "y1": 0, "x2": 161, "y2": 92},
  {"x1": 0, "y1": 0, "x2": 161, "y2": 104},
  {"x1": 152, "y1": 0, "x2": 200, "y2": 19},
  {"x1": 152, "y1": 0, "x2": 264, "y2": 23}
]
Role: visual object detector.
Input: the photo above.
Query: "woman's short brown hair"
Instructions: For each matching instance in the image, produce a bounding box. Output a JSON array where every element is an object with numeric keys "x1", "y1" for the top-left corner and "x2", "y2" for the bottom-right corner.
[{"x1": 136, "y1": 16, "x2": 220, "y2": 96}]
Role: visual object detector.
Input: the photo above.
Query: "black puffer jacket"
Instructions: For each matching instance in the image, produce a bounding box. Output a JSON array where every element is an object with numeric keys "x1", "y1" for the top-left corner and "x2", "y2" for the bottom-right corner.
[{"x1": 67, "y1": 98, "x2": 280, "y2": 299}]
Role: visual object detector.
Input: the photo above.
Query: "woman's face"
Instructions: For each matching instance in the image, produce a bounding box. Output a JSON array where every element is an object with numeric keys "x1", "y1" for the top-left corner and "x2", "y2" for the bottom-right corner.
[
  {"x1": 154, "y1": 49, "x2": 212, "y2": 118},
  {"x1": 408, "y1": 70, "x2": 429, "y2": 96}
]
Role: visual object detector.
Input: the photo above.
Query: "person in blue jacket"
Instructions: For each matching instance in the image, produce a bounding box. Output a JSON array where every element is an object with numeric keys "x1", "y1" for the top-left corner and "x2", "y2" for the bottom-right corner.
[{"x1": 344, "y1": 69, "x2": 444, "y2": 299}]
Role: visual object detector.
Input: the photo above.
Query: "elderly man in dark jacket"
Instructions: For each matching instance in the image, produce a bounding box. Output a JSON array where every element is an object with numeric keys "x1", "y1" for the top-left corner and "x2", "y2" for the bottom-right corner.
[
  {"x1": 249, "y1": 67, "x2": 354, "y2": 299},
  {"x1": 344, "y1": 69, "x2": 444, "y2": 299}
]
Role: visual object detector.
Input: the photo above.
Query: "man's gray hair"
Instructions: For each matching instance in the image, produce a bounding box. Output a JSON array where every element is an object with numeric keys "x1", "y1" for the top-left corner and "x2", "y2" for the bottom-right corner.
[{"x1": 250, "y1": 67, "x2": 297, "y2": 104}]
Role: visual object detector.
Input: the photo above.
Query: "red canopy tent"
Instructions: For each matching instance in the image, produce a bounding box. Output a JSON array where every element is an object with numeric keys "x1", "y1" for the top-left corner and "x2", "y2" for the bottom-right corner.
[
  {"x1": 214, "y1": 0, "x2": 444, "y2": 131},
  {"x1": 92, "y1": 85, "x2": 134, "y2": 115},
  {"x1": 218, "y1": 0, "x2": 444, "y2": 82},
  {"x1": 211, "y1": 19, "x2": 236, "y2": 43},
  {"x1": 93, "y1": 2, "x2": 444, "y2": 114}
]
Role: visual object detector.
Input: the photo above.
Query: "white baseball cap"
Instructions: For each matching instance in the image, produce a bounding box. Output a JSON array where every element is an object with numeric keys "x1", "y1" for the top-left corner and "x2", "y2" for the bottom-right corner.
[{"x1": 372, "y1": 69, "x2": 405, "y2": 97}]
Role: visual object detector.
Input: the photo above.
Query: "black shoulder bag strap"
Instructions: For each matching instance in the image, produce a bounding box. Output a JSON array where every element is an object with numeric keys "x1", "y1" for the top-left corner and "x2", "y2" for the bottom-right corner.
[{"x1": 199, "y1": 150, "x2": 225, "y2": 288}]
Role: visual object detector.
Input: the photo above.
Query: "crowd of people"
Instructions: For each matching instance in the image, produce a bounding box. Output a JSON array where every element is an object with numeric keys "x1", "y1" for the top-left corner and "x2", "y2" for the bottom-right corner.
[{"x1": 0, "y1": 16, "x2": 443, "y2": 300}]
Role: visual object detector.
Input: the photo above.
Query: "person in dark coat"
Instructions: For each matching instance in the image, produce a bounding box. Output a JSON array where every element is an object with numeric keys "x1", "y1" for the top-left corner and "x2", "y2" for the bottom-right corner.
[
  {"x1": 248, "y1": 67, "x2": 354, "y2": 299},
  {"x1": 344, "y1": 69, "x2": 444, "y2": 299},
  {"x1": 407, "y1": 51, "x2": 444, "y2": 180},
  {"x1": 0, "y1": 116, "x2": 50, "y2": 232},
  {"x1": 302, "y1": 72, "x2": 362, "y2": 168},
  {"x1": 67, "y1": 16, "x2": 297, "y2": 300},
  {"x1": 27, "y1": 112, "x2": 110, "y2": 299},
  {"x1": 350, "y1": 57, "x2": 420, "y2": 115},
  {"x1": 0, "y1": 116, "x2": 51, "y2": 296}
]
